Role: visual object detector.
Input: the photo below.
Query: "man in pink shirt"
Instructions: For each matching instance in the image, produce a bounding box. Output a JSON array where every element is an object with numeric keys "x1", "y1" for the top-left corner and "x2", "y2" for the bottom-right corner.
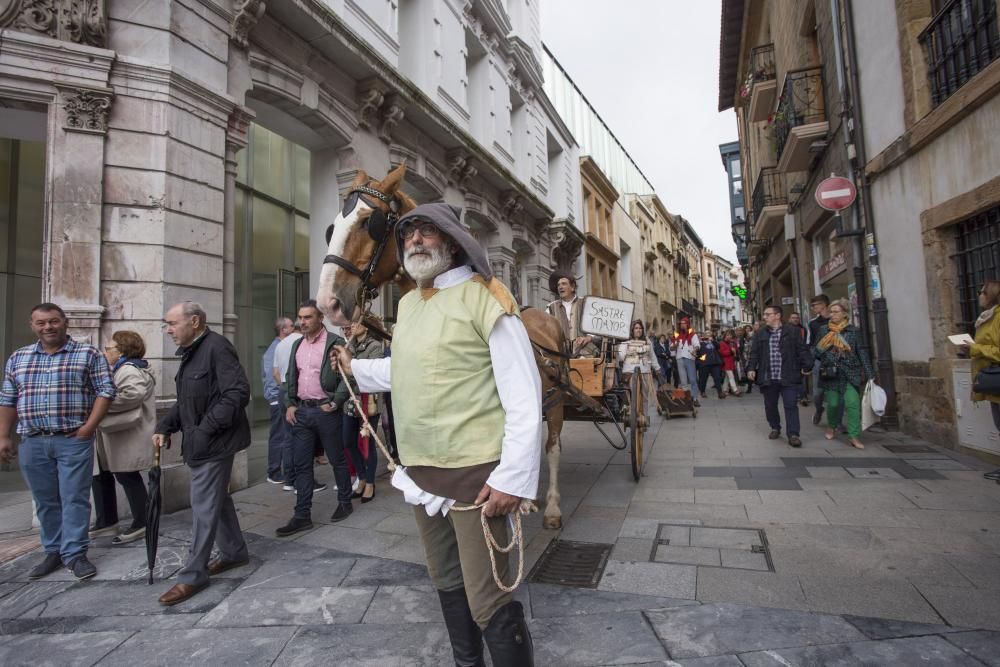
[{"x1": 275, "y1": 300, "x2": 349, "y2": 537}]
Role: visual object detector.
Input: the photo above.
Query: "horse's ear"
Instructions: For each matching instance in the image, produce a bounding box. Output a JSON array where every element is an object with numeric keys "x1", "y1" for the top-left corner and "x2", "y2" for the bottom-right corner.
[
  {"x1": 350, "y1": 170, "x2": 369, "y2": 188},
  {"x1": 379, "y1": 162, "x2": 407, "y2": 195}
]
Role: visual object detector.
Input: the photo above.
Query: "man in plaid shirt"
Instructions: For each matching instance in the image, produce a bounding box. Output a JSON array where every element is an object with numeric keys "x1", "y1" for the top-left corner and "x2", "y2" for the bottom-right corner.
[{"x1": 0, "y1": 303, "x2": 115, "y2": 581}]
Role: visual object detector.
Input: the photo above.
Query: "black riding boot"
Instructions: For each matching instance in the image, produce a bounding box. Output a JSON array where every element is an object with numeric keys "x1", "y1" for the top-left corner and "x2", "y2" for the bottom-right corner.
[
  {"x1": 437, "y1": 588, "x2": 485, "y2": 667},
  {"x1": 484, "y1": 600, "x2": 534, "y2": 667}
]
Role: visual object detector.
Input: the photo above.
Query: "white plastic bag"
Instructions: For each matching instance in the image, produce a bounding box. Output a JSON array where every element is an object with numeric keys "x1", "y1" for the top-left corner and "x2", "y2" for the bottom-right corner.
[
  {"x1": 861, "y1": 380, "x2": 883, "y2": 431},
  {"x1": 869, "y1": 380, "x2": 887, "y2": 416}
]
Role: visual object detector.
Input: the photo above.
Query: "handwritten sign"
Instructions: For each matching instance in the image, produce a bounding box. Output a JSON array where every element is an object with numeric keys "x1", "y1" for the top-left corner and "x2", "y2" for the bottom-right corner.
[{"x1": 580, "y1": 296, "x2": 636, "y2": 340}]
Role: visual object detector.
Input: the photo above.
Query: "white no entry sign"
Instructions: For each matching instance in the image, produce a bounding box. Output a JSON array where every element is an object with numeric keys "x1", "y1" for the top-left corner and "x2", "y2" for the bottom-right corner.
[{"x1": 815, "y1": 176, "x2": 857, "y2": 211}]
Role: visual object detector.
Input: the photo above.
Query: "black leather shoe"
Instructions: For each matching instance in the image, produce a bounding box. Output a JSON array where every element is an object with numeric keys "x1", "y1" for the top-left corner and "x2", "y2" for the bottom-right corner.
[
  {"x1": 788, "y1": 436, "x2": 803, "y2": 447},
  {"x1": 438, "y1": 588, "x2": 486, "y2": 667},
  {"x1": 330, "y1": 502, "x2": 353, "y2": 523},
  {"x1": 768, "y1": 429, "x2": 781, "y2": 440},
  {"x1": 484, "y1": 601, "x2": 533, "y2": 667},
  {"x1": 27, "y1": 553, "x2": 63, "y2": 580},
  {"x1": 813, "y1": 406, "x2": 825, "y2": 425},
  {"x1": 275, "y1": 517, "x2": 313, "y2": 537}
]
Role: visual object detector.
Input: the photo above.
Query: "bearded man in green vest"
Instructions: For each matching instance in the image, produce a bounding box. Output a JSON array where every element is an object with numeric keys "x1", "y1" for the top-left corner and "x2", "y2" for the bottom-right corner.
[{"x1": 333, "y1": 202, "x2": 541, "y2": 667}]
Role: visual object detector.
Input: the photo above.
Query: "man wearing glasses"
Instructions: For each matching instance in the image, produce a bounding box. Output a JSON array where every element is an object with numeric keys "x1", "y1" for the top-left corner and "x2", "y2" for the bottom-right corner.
[
  {"x1": 747, "y1": 305, "x2": 814, "y2": 447},
  {"x1": 154, "y1": 302, "x2": 251, "y2": 606},
  {"x1": 333, "y1": 202, "x2": 541, "y2": 666}
]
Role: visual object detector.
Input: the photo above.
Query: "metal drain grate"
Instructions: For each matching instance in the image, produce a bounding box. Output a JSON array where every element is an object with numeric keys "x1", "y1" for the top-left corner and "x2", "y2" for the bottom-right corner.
[
  {"x1": 528, "y1": 540, "x2": 613, "y2": 588},
  {"x1": 885, "y1": 444, "x2": 938, "y2": 454}
]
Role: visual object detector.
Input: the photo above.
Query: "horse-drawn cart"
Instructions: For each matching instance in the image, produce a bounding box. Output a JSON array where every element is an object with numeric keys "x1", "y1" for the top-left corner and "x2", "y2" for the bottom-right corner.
[{"x1": 552, "y1": 297, "x2": 649, "y2": 481}]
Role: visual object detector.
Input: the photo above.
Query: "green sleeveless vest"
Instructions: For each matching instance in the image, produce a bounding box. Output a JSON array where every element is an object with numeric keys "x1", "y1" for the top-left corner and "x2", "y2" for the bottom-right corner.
[{"x1": 391, "y1": 277, "x2": 518, "y2": 468}]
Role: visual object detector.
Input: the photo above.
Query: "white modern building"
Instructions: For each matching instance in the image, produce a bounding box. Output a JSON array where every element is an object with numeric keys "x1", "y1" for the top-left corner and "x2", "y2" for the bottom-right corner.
[{"x1": 0, "y1": 0, "x2": 582, "y2": 496}]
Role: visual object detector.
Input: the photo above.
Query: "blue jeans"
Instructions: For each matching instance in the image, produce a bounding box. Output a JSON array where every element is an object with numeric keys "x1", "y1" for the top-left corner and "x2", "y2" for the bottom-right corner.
[
  {"x1": 19, "y1": 433, "x2": 94, "y2": 562},
  {"x1": 267, "y1": 401, "x2": 291, "y2": 480},
  {"x1": 290, "y1": 406, "x2": 351, "y2": 518},
  {"x1": 676, "y1": 357, "x2": 698, "y2": 392}
]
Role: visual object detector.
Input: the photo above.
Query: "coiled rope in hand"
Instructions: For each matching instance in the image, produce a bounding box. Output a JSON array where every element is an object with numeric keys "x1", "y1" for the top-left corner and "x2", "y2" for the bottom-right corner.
[{"x1": 335, "y1": 352, "x2": 532, "y2": 593}]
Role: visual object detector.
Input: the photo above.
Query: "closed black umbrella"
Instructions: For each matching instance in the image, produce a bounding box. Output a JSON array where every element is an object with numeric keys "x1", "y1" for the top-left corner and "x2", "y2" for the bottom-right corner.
[{"x1": 145, "y1": 440, "x2": 163, "y2": 584}]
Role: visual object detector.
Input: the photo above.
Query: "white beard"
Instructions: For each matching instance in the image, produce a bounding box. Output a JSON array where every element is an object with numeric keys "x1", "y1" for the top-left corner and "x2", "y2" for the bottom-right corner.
[{"x1": 404, "y1": 245, "x2": 453, "y2": 285}]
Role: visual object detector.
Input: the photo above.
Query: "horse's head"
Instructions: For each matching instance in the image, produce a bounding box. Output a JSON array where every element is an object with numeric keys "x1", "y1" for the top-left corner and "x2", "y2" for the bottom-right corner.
[{"x1": 316, "y1": 164, "x2": 416, "y2": 326}]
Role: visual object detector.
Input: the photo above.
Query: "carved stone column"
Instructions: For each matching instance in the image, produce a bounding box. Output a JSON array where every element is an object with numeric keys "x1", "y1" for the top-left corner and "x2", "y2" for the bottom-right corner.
[
  {"x1": 45, "y1": 86, "x2": 113, "y2": 344},
  {"x1": 224, "y1": 107, "x2": 253, "y2": 343}
]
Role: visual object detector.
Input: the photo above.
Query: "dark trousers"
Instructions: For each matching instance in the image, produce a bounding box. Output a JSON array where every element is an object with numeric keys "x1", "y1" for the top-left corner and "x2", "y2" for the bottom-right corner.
[
  {"x1": 176, "y1": 455, "x2": 247, "y2": 587},
  {"x1": 698, "y1": 365, "x2": 723, "y2": 396},
  {"x1": 92, "y1": 468, "x2": 148, "y2": 529},
  {"x1": 267, "y1": 401, "x2": 291, "y2": 480},
  {"x1": 343, "y1": 412, "x2": 378, "y2": 485},
  {"x1": 671, "y1": 362, "x2": 680, "y2": 388},
  {"x1": 290, "y1": 406, "x2": 351, "y2": 518},
  {"x1": 761, "y1": 383, "x2": 802, "y2": 436}
]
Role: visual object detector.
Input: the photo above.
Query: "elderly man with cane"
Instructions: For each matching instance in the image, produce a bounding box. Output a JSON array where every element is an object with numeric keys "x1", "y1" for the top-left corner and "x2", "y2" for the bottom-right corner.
[{"x1": 332, "y1": 202, "x2": 541, "y2": 666}]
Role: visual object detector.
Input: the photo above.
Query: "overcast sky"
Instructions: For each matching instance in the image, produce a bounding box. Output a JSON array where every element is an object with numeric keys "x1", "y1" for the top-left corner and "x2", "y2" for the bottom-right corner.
[{"x1": 540, "y1": 0, "x2": 739, "y2": 264}]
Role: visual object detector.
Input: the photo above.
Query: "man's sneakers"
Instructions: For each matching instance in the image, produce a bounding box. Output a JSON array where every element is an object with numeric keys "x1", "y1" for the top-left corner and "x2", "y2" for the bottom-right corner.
[
  {"x1": 266, "y1": 476, "x2": 284, "y2": 485},
  {"x1": 330, "y1": 502, "x2": 353, "y2": 523},
  {"x1": 292, "y1": 480, "x2": 327, "y2": 495},
  {"x1": 768, "y1": 429, "x2": 781, "y2": 440},
  {"x1": 282, "y1": 483, "x2": 294, "y2": 491},
  {"x1": 89, "y1": 522, "x2": 118, "y2": 538},
  {"x1": 67, "y1": 555, "x2": 97, "y2": 580},
  {"x1": 275, "y1": 517, "x2": 314, "y2": 537},
  {"x1": 788, "y1": 435, "x2": 803, "y2": 448},
  {"x1": 27, "y1": 553, "x2": 63, "y2": 580}
]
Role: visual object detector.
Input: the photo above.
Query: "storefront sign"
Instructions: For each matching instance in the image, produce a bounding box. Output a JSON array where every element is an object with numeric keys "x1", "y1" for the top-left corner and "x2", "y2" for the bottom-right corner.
[
  {"x1": 581, "y1": 296, "x2": 635, "y2": 340},
  {"x1": 781, "y1": 296, "x2": 796, "y2": 305},
  {"x1": 818, "y1": 251, "x2": 848, "y2": 282}
]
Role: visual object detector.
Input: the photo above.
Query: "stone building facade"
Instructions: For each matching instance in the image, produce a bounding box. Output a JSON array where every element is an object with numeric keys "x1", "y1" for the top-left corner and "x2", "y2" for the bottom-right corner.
[
  {"x1": 0, "y1": 1, "x2": 582, "y2": 497},
  {"x1": 720, "y1": 0, "x2": 858, "y2": 323},
  {"x1": 853, "y1": 0, "x2": 1000, "y2": 458}
]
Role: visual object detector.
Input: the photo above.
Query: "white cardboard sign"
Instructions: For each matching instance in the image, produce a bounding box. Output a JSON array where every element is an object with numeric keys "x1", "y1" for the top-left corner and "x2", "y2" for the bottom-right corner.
[{"x1": 580, "y1": 296, "x2": 636, "y2": 340}]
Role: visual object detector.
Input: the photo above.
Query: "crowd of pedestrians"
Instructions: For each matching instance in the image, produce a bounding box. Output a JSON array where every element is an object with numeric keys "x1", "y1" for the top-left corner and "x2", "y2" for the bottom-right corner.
[{"x1": 0, "y1": 297, "x2": 388, "y2": 605}]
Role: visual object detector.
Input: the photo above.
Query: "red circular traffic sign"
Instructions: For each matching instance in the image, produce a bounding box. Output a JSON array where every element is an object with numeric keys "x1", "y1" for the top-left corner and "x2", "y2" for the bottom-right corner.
[{"x1": 815, "y1": 176, "x2": 857, "y2": 211}]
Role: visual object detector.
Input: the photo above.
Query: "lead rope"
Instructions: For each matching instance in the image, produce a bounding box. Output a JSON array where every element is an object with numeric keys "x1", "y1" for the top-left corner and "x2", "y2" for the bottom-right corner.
[{"x1": 335, "y1": 351, "x2": 531, "y2": 593}]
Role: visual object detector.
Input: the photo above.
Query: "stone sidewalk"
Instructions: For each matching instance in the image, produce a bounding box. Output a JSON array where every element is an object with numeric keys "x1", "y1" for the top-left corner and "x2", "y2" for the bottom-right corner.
[{"x1": 1, "y1": 392, "x2": 1000, "y2": 665}]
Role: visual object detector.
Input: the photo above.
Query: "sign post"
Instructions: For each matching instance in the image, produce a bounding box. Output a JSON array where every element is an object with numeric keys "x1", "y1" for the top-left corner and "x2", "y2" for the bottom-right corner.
[{"x1": 815, "y1": 174, "x2": 862, "y2": 239}]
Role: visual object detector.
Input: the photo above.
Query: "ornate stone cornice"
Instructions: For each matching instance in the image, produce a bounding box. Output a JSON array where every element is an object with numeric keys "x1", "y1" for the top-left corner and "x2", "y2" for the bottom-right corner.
[
  {"x1": 548, "y1": 217, "x2": 585, "y2": 269},
  {"x1": 60, "y1": 87, "x2": 112, "y2": 133},
  {"x1": 0, "y1": 0, "x2": 107, "y2": 48},
  {"x1": 356, "y1": 78, "x2": 385, "y2": 129},
  {"x1": 446, "y1": 150, "x2": 478, "y2": 190},
  {"x1": 378, "y1": 93, "x2": 405, "y2": 143},
  {"x1": 500, "y1": 190, "x2": 523, "y2": 220},
  {"x1": 231, "y1": 0, "x2": 266, "y2": 49}
]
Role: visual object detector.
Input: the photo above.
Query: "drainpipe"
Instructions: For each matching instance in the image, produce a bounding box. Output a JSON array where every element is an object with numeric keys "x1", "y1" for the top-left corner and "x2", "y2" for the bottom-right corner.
[
  {"x1": 829, "y1": 0, "x2": 874, "y2": 388},
  {"x1": 842, "y1": 0, "x2": 899, "y2": 427}
]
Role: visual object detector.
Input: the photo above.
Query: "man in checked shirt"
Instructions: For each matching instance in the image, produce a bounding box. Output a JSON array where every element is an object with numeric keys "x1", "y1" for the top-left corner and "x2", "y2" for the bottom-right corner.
[{"x1": 0, "y1": 303, "x2": 115, "y2": 581}]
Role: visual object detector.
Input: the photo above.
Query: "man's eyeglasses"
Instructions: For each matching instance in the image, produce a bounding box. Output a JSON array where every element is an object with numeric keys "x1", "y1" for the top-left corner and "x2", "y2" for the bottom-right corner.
[{"x1": 400, "y1": 222, "x2": 440, "y2": 240}]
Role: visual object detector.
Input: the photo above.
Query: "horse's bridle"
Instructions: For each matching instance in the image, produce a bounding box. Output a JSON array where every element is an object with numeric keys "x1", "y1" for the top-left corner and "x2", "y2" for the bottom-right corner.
[
  {"x1": 322, "y1": 184, "x2": 402, "y2": 342},
  {"x1": 323, "y1": 184, "x2": 401, "y2": 303}
]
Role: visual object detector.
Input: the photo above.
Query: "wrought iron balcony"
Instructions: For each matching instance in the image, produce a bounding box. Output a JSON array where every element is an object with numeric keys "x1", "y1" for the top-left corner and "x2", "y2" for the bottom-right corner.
[
  {"x1": 751, "y1": 168, "x2": 787, "y2": 242},
  {"x1": 919, "y1": 0, "x2": 999, "y2": 107},
  {"x1": 745, "y1": 44, "x2": 777, "y2": 122},
  {"x1": 773, "y1": 67, "x2": 828, "y2": 172}
]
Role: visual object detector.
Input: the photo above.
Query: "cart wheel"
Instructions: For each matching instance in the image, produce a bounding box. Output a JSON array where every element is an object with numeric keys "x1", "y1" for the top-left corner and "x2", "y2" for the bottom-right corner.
[{"x1": 629, "y1": 373, "x2": 644, "y2": 481}]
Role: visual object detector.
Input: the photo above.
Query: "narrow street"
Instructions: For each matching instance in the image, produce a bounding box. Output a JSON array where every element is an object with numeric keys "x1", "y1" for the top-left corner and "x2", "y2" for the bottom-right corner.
[{"x1": 1, "y1": 392, "x2": 999, "y2": 665}]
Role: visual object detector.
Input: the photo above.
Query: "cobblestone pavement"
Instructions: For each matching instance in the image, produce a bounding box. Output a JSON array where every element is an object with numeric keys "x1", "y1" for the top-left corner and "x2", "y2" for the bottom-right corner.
[{"x1": 2, "y1": 392, "x2": 1000, "y2": 665}]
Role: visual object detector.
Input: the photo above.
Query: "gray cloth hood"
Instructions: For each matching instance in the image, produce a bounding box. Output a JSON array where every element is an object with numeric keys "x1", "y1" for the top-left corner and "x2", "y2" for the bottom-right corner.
[{"x1": 395, "y1": 202, "x2": 492, "y2": 279}]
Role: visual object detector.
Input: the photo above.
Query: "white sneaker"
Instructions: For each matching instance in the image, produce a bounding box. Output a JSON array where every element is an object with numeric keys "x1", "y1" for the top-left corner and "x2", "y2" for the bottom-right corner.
[
  {"x1": 282, "y1": 483, "x2": 294, "y2": 492},
  {"x1": 266, "y1": 476, "x2": 284, "y2": 485}
]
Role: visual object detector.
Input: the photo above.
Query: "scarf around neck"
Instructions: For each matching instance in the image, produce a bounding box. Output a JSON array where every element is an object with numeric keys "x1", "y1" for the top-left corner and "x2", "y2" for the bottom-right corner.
[
  {"x1": 975, "y1": 305, "x2": 997, "y2": 330},
  {"x1": 817, "y1": 319, "x2": 851, "y2": 354}
]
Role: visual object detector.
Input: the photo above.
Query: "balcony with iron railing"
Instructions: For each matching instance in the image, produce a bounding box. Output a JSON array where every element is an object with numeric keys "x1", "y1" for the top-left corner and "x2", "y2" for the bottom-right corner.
[
  {"x1": 751, "y1": 168, "x2": 787, "y2": 252},
  {"x1": 745, "y1": 44, "x2": 777, "y2": 122},
  {"x1": 773, "y1": 67, "x2": 828, "y2": 172},
  {"x1": 919, "y1": 0, "x2": 999, "y2": 107}
]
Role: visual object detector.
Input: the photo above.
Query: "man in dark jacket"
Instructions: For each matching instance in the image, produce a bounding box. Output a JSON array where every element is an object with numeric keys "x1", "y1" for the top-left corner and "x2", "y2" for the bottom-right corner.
[
  {"x1": 276, "y1": 300, "x2": 349, "y2": 537},
  {"x1": 155, "y1": 302, "x2": 251, "y2": 605},
  {"x1": 696, "y1": 332, "x2": 725, "y2": 399},
  {"x1": 747, "y1": 305, "x2": 814, "y2": 447}
]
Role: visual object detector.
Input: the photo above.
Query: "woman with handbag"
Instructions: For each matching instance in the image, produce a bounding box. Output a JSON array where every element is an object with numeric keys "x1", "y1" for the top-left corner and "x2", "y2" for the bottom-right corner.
[
  {"x1": 964, "y1": 280, "x2": 1000, "y2": 446},
  {"x1": 814, "y1": 299, "x2": 874, "y2": 449},
  {"x1": 93, "y1": 330, "x2": 155, "y2": 545},
  {"x1": 337, "y1": 321, "x2": 383, "y2": 503}
]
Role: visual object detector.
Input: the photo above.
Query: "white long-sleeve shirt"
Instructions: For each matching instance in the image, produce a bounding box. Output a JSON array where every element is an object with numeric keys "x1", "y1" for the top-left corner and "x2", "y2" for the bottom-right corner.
[{"x1": 352, "y1": 265, "x2": 543, "y2": 515}]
